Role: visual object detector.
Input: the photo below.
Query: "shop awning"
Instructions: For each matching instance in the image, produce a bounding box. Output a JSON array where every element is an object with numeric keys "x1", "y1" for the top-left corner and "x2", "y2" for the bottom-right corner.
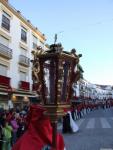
[{"x1": 0, "y1": 92, "x2": 8, "y2": 95}]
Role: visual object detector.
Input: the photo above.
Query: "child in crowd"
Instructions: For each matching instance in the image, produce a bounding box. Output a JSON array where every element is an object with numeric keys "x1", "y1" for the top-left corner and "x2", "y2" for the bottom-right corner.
[{"x1": 1, "y1": 121, "x2": 12, "y2": 150}]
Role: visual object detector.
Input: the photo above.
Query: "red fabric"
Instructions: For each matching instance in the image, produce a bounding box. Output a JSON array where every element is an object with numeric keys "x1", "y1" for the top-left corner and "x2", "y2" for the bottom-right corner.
[
  {"x1": 63, "y1": 108, "x2": 68, "y2": 113},
  {"x1": 20, "y1": 81, "x2": 30, "y2": 90},
  {"x1": 63, "y1": 107, "x2": 71, "y2": 113},
  {"x1": 6, "y1": 112, "x2": 13, "y2": 123},
  {"x1": 0, "y1": 74, "x2": 10, "y2": 86},
  {"x1": 12, "y1": 105, "x2": 65, "y2": 150}
]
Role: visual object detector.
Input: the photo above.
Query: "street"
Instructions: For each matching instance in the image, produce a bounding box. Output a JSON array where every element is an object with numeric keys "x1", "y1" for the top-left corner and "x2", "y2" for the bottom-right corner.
[{"x1": 58, "y1": 108, "x2": 113, "y2": 150}]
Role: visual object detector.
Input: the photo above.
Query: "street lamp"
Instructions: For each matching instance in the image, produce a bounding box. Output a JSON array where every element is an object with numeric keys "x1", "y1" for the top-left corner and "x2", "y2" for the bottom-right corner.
[{"x1": 31, "y1": 43, "x2": 81, "y2": 149}]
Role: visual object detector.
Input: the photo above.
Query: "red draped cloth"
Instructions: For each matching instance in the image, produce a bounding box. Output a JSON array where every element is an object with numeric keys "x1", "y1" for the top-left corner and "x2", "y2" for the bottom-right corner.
[{"x1": 12, "y1": 105, "x2": 65, "y2": 150}]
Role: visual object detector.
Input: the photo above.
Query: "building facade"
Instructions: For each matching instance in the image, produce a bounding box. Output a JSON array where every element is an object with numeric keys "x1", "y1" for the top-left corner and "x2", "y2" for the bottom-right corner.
[
  {"x1": 0, "y1": 0, "x2": 47, "y2": 108},
  {"x1": 73, "y1": 78, "x2": 113, "y2": 104}
]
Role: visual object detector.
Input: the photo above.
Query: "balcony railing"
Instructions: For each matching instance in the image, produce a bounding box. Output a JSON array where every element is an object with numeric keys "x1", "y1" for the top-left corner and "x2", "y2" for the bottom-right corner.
[
  {"x1": 0, "y1": 43, "x2": 12, "y2": 59},
  {"x1": 0, "y1": 75, "x2": 11, "y2": 87},
  {"x1": 19, "y1": 81, "x2": 30, "y2": 90},
  {"x1": 19, "y1": 55, "x2": 30, "y2": 67}
]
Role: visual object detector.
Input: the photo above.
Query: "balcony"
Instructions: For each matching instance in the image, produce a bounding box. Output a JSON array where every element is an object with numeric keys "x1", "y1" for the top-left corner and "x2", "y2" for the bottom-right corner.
[
  {"x1": 19, "y1": 81, "x2": 30, "y2": 91},
  {"x1": 19, "y1": 55, "x2": 30, "y2": 67},
  {"x1": 0, "y1": 75, "x2": 11, "y2": 87},
  {"x1": 0, "y1": 43, "x2": 12, "y2": 59}
]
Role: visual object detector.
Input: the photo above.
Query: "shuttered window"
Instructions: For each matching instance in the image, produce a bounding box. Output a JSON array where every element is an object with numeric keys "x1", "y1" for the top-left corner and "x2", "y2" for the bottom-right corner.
[
  {"x1": 20, "y1": 47, "x2": 27, "y2": 56},
  {"x1": 20, "y1": 71, "x2": 26, "y2": 81},
  {"x1": 1, "y1": 11, "x2": 11, "y2": 31},
  {"x1": 0, "y1": 64, "x2": 7, "y2": 76},
  {"x1": 21, "y1": 26, "x2": 27, "y2": 43},
  {"x1": 0, "y1": 35, "x2": 9, "y2": 46},
  {"x1": 32, "y1": 35, "x2": 38, "y2": 49}
]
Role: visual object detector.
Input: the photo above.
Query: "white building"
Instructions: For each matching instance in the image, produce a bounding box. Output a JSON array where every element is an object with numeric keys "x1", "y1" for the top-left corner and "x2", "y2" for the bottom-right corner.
[
  {"x1": 73, "y1": 77, "x2": 113, "y2": 104},
  {"x1": 0, "y1": 0, "x2": 47, "y2": 108}
]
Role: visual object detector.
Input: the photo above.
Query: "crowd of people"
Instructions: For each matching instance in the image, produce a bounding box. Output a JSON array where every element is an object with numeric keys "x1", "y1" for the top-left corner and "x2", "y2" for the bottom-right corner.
[
  {"x1": 62, "y1": 99, "x2": 113, "y2": 134},
  {"x1": 0, "y1": 99, "x2": 113, "y2": 150},
  {"x1": 0, "y1": 103, "x2": 66, "y2": 150},
  {"x1": 0, "y1": 106, "x2": 28, "y2": 150}
]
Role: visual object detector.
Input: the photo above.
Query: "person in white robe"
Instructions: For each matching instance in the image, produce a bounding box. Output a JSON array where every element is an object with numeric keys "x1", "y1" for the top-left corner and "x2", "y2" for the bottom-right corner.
[{"x1": 67, "y1": 111, "x2": 79, "y2": 133}]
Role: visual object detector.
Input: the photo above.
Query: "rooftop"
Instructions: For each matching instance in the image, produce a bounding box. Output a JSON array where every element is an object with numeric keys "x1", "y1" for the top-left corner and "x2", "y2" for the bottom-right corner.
[{"x1": 0, "y1": 0, "x2": 46, "y2": 41}]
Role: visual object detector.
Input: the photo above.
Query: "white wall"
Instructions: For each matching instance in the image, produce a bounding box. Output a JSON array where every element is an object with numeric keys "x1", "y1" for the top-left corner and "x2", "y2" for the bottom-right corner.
[{"x1": 0, "y1": 2, "x2": 46, "y2": 91}]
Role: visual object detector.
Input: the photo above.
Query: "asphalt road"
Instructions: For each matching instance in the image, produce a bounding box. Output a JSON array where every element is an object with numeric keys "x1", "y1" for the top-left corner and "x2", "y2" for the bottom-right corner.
[{"x1": 58, "y1": 108, "x2": 113, "y2": 150}]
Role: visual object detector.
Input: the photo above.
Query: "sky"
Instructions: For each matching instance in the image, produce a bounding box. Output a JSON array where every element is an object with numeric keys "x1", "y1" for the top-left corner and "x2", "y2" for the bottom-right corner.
[{"x1": 9, "y1": 0, "x2": 113, "y2": 85}]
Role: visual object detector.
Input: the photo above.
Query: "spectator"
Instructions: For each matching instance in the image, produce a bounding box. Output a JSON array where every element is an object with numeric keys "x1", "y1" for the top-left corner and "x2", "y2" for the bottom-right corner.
[
  {"x1": 1, "y1": 121, "x2": 12, "y2": 150},
  {"x1": 10, "y1": 115, "x2": 19, "y2": 145},
  {"x1": 17, "y1": 115, "x2": 26, "y2": 139}
]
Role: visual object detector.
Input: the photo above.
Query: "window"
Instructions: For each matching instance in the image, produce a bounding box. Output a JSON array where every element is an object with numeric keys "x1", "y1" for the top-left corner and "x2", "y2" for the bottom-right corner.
[
  {"x1": 0, "y1": 64, "x2": 7, "y2": 76},
  {"x1": 20, "y1": 71, "x2": 26, "y2": 81},
  {"x1": 20, "y1": 47, "x2": 27, "y2": 56},
  {"x1": 32, "y1": 35, "x2": 37, "y2": 49},
  {"x1": 0, "y1": 35, "x2": 9, "y2": 46},
  {"x1": 21, "y1": 26, "x2": 27, "y2": 43},
  {"x1": 1, "y1": 11, "x2": 10, "y2": 31}
]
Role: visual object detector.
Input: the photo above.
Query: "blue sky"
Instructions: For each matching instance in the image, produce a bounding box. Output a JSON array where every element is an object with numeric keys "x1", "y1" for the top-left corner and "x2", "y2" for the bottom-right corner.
[{"x1": 10, "y1": 0, "x2": 113, "y2": 85}]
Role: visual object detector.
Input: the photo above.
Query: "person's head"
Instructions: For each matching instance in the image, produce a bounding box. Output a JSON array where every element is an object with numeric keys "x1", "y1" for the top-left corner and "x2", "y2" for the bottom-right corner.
[
  {"x1": 11, "y1": 112, "x2": 16, "y2": 120},
  {"x1": 9, "y1": 108, "x2": 14, "y2": 113},
  {"x1": 71, "y1": 48, "x2": 76, "y2": 54},
  {"x1": 5, "y1": 121, "x2": 9, "y2": 126},
  {"x1": 2, "y1": 121, "x2": 9, "y2": 127},
  {"x1": 3, "y1": 113, "x2": 6, "y2": 119},
  {"x1": 26, "y1": 104, "x2": 48, "y2": 128}
]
